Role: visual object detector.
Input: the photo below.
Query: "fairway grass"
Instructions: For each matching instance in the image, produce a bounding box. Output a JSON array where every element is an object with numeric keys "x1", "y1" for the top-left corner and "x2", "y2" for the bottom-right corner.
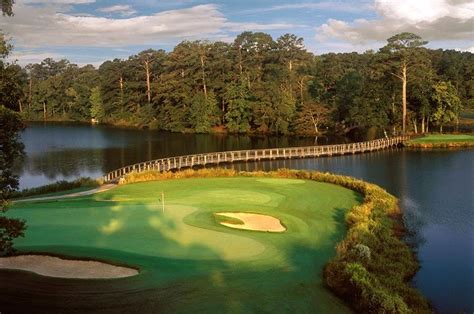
[{"x1": 2, "y1": 176, "x2": 360, "y2": 313}]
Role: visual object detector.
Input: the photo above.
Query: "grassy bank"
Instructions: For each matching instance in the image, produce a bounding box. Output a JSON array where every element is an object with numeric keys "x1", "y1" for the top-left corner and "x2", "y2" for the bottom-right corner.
[
  {"x1": 13, "y1": 177, "x2": 101, "y2": 199},
  {"x1": 406, "y1": 134, "x2": 474, "y2": 148},
  {"x1": 122, "y1": 168, "x2": 430, "y2": 312}
]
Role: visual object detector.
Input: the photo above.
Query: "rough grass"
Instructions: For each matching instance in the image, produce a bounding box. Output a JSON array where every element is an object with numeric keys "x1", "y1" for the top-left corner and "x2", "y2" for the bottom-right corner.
[{"x1": 406, "y1": 134, "x2": 474, "y2": 148}]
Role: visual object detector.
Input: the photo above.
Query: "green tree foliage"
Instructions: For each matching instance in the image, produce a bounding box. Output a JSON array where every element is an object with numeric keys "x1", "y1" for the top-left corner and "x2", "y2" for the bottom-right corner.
[
  {"x1": 431, "y1": 81, "x2": 462, "y2": 132},
  {"x1": 1, "y1": 0, "x2": 14, "y2": 16},
  {"x1": 0, "y1": 63, "x2": 25, "y2": 111},
  {"x1": 190, "y1": 92, "x2": 220, "y2": 133},
  {"x1": 89, "y1": 86, "x2": 104, "y2": 121},
  {"x1": 0, "y1": 15, "x2": 27, "y2": 255},
  {"x1": 9, "y1": 32, "x2": 472, "y2": 134},
  {"x1": 225, "y1": 76, "x2": 252, "y2": 132},
  {"x1": 0, "y1": 106, "x2": 26, "y2": 255},
  {"x1": 295, "y1": 101, "x2": 331, "y2": 134},
  {"x1": 0, "y1": 33, "x2": 26, "y2": 112},
  {"x1": 24, "y1": 59, "x2": 100, "y2": 120},
  {"x1": 382, "y1": 33, "x2": 429, "y2": 133},
  {"x1": 98, "y1": 59, "x2": 126, "y2": 117}
]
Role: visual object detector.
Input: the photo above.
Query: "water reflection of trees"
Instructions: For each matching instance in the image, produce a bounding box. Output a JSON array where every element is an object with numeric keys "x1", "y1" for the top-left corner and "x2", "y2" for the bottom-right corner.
[
  {"x1": 17, "y1": 126, "x2": 361, "y2": 188},
  {"x1": 401, "y1": 198, "x2": 427, "y2": 248},
  {"x1": 17, "y1": 148, "x2": 106, "y2": 179}
]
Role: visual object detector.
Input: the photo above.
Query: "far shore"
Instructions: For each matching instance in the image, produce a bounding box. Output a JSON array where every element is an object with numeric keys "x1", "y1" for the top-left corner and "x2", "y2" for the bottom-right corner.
[{"x1": 405, "y1": 134, "x2": 474, "y2": 148}]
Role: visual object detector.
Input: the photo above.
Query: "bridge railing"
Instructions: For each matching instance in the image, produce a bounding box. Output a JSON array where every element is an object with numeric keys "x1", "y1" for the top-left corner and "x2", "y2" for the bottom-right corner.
[{"x1": 103, "y1": 136, "x2": 410, "y2": 183}]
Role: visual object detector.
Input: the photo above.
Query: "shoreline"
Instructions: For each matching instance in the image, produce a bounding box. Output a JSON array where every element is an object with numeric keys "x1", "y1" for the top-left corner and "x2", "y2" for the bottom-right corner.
[
  {"x1": 405, "y1": 142, "x2": 474, "y2": 148},
  {"x1": 404, "y1": 134, "x2": 474, "y2": 149},
  {"x1": 23, "y1": 118, "x2": 332, "y2": 136}
]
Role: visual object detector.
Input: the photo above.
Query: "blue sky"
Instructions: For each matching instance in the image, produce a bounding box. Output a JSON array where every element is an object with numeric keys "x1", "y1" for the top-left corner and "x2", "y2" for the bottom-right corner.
[{"x1": 1, "y1": 0, "x2": 472, "y2": 66}]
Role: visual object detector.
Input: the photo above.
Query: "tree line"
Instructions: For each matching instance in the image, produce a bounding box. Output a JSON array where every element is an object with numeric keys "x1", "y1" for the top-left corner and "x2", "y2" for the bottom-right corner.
[
  {"x1": 1, "y1": 0, "x2": 26, "y2": 255},
  {"x1": 3, "y1": 32, "x2": 473, "y2": 135}
]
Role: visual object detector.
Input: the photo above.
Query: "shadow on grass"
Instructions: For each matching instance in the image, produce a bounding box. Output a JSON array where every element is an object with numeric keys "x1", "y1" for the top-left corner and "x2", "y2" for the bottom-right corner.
[
  {"x1": 1, "y1": 196, "x2": 235, "y2": 313},
  {"x1": 1, "y1": 185, "x2": 356, "y2": 313}
]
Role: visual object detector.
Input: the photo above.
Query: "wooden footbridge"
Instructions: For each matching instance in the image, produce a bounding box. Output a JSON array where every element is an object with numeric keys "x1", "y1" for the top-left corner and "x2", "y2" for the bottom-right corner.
[{"x1": 103, "y1": 136, "x2": 410, "y2": 183}]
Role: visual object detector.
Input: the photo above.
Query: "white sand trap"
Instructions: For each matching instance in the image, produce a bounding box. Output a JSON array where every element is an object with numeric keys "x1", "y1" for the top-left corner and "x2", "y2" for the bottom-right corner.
[
  {"x1": 0, "y1": 255, "x2": 138, "y2": 279},
  {"x1": 216, "y1": 212, "x2": 286, "y2": 233}
]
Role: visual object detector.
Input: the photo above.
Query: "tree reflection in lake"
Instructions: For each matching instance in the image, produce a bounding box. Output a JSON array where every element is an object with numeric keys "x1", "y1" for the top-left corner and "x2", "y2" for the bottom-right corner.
[{"x1": 16, "y1": 122, "x2": 347, "y2": 189}]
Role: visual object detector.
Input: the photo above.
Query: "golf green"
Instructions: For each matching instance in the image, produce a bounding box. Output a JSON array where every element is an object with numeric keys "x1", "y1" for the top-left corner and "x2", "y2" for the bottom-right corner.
[{"x1": 3, "y1": 177, "x2": 361, "y2": 313}]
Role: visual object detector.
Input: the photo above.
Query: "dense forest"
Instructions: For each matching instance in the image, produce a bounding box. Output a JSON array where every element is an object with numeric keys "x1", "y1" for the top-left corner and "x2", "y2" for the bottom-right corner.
[{"x1": 2, "y1": 31, "x2": 473, "y2": 135}]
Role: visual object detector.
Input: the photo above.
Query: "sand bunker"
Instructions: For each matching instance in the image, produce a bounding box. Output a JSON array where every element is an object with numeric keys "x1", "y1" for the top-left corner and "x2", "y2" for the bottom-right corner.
[
  {"x1": 0, "y1": 255, "x2": 138, "y2": 279},
  {"x1": 216, "y1": 212, "x2": 286, "y2": 233}
]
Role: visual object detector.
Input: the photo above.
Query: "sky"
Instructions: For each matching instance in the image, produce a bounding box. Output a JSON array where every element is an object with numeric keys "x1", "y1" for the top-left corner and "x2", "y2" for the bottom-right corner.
[{"x1": 1, "y1": 0, "x2": 473, "y2": 66}]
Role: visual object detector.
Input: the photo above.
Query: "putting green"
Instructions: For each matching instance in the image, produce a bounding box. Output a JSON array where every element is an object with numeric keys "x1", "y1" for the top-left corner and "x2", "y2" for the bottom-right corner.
[{"x1": 4, "y1": 177, "x2": 361, "y2": 313}]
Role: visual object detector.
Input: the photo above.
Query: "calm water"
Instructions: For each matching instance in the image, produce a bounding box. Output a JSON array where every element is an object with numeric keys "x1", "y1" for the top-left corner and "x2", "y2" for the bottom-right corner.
[
  {"x1": 16, "y1": 122, "x2": 352, "y2": 189},
  {"x1": 15, "y1": 122, "x2": 474, "y2": 313}
]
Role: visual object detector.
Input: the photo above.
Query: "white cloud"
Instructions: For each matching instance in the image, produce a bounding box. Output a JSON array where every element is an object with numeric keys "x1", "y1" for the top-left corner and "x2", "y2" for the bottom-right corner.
[
  {"x1": 8, "y1": 51, "x2": 65, "y2": 65},
  {"x1": 1, "y1": 4, "x2": 225, "y2": 47},
  {"x1": 1, "y1": 3, "x2": 297, "y2": 48},
  {"x1": 97, "y1": 5, "x2": 137, "y2": 17},
  {"x1": 8, "y1": 50, "x2": 116, "y2": 67},
  {"x1": 455, "y1": 46, "x2": 474, "y2": 53},
  {"x1": 23, "y1": 0, "x2": 95, "y2": 3},
  {"x1": 316, "y1": 0, "x2": 474, "y2": 44},
  {"x1": 306, "y1": 40, "x2": 381, "y2": 54},
  {"x1": 258, "y1": 1, "x2": 373, "y2": 14},
  {"x1": 224, "y1": 22, "x2": 303, "y2": 32},
  {"x1": 375, "y1": 0, "x2": 473, "y2": 23}
]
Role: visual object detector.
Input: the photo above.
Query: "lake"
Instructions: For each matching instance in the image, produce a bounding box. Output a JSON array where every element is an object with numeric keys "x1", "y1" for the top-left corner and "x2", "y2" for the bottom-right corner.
[{"x1": 15, "y1": 122, "x2": 474, "y2": 313}]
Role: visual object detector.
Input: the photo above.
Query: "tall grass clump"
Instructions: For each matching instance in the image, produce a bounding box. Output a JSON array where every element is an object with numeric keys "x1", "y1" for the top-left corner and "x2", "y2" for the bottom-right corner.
[
  {"x1": 119, "y1": 168, "x2": 237, "y2": 184},
  {"x1": 13, "y1": 177, "x2": 101, "y2": 199},
  {"x1": 405, "y1": 141, "x2": 474, "y2": 148},
  {"x1": 120, "y1": 168, "x2": 430, "y2": 312},
  {"x1": 309, "y1": 171, "x2": 431, "y2": 313}
]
